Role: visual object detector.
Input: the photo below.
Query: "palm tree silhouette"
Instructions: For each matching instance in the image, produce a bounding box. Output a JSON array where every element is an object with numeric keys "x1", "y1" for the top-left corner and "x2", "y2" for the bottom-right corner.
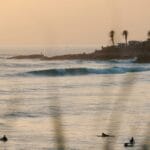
[
  {"x1": 109, "y1": 30, "x2": 115, "y2": 46},
  {"x1": 122, "y1": 30, "x2": 128, "y2": 46},
  {"x1": 147, "y1": 31, "x2": 150, "y2": 40}
]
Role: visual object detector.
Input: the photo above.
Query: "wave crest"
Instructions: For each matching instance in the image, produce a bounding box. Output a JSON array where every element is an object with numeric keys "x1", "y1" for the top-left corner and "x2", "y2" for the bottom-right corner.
[{"x1": 24, "y1": 67, "x2": 150, "y2": 77}]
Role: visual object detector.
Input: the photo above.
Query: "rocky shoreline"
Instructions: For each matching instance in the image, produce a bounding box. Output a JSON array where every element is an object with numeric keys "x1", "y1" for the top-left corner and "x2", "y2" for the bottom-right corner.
[{"x1": 8, "y1": 40, "x2": 150, "y2": 63}]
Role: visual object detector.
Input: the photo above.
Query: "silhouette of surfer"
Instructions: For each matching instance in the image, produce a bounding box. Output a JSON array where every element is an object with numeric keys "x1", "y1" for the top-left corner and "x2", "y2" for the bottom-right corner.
[
  {"x1": 130, "y1": 137, "x2": 135, "y2": 145},
  {"x1": 97, "y1": 132, "x2": 115, "y2": 137},
  {"x1": 0, "y1": 135, "x2": 8, "y2": 142},
  {"x1": 102, "y1": 133, "x2": 109, "y2": 137},
  {"x1": 124, "y1": 137, "x2": 135, "y2": 147}
]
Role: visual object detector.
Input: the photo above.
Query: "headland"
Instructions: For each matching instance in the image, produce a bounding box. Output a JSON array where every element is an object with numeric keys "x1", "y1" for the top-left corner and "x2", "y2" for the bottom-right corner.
[{"x1": 8, "y1": 40, "x2": 150, "y2": 63}]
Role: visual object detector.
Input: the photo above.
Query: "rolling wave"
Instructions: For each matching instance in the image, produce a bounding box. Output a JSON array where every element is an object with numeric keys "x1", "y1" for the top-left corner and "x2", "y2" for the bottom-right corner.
[
  {"x1": 24, "y1": 66, "x2": 150, "y2": 77},
  {"x1": 109, "y1": 57, "x2": 137, "y2": 63}
]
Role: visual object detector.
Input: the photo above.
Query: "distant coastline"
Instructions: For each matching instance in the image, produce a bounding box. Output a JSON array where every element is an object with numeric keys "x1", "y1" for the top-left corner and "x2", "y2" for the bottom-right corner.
[{"x1": 8, "y1": 40, "x2": 150, "y2": 63}]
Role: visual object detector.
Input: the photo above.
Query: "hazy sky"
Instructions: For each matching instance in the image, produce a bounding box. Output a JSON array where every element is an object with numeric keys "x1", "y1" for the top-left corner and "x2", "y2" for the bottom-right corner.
[{"x1": 0, "y1": 0, "x2": 150, "y2": 46}]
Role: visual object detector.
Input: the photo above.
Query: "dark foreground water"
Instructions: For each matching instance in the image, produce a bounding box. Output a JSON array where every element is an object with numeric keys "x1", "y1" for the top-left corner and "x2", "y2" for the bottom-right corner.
[{"x1": 0, "y1": 56, "x2": 150, "y2": 149}]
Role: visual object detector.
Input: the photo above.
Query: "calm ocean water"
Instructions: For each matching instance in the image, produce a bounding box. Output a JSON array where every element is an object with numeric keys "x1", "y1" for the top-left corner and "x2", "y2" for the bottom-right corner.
[{"x1": 0, "y1": 54, "x2": 150, "y2": 149}]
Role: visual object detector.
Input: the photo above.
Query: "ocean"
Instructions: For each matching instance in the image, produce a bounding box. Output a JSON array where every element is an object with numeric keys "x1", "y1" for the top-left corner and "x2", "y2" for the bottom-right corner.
[{"x1": 0, "y1": 53, "x2": 150, "y2": 149}]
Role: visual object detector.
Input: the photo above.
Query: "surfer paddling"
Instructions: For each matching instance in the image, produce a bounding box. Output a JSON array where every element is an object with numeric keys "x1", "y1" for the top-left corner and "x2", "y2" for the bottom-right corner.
[{"x1": 97, "y1": 133, "x2": 115, "y2": 137}]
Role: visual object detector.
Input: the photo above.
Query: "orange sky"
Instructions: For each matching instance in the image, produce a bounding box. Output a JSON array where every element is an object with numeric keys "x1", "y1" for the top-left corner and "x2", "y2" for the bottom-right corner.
[{"x1": 0, "y1": 0, "x2": 150, "y2": 46}]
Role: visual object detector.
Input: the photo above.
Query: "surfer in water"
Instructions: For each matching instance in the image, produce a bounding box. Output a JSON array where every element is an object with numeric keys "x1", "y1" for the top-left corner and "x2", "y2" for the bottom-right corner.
[
  {"x1": 130, "y1": 137, "x2": 135, "y2": 145},
  {"x1": 97, "y1": 133, "x2": 115, "y2": 137},
  {"x1": 124, "y1": 137, "x2": 135, "y2": 147},
  {"x1": 0, "y1": 135, "x2": 8, "y2": 142}
]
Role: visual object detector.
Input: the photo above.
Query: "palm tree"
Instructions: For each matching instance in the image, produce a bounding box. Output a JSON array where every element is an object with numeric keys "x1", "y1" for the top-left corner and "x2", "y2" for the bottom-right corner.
[
  {"x1": 147, "y1": 31, "x2": 150, "y2": 40},
  {"x1": 109, "y1": 30, "x2": 115, "y2": 46},
  {"x1": 122, "y1": 30, "x2": 128, "y2": 46}
]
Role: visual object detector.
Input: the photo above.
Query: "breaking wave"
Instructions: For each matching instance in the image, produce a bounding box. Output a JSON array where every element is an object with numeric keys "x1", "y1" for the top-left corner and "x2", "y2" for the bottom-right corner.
[
  {"x1": 109, "y1": 57, "x2": 137, "y2": 63},
  {"x1": 24, "y1": 66, "x2": 150, "y2": 77}
]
